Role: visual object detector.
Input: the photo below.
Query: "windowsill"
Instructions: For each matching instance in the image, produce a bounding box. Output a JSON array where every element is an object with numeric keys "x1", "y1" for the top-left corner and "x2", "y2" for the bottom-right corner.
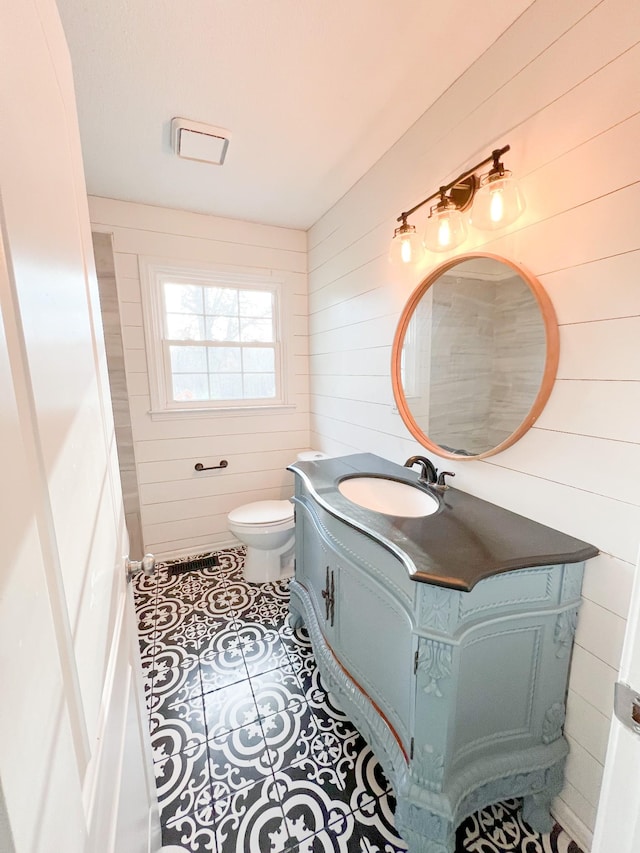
[{"x1": 148, "y1": 403, "x2": 297, "y2": 421}]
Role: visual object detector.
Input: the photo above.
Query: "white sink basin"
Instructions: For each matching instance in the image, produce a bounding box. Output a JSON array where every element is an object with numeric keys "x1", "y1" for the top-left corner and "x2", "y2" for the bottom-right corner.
[{"x1": 338, "y1": 476, "x2": 439, "y2": 518}]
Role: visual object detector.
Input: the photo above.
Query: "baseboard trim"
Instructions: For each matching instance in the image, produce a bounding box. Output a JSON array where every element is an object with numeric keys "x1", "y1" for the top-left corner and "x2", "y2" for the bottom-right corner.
[{"x1": 552, "y1": 798, "x2": 593, "y2": 852}]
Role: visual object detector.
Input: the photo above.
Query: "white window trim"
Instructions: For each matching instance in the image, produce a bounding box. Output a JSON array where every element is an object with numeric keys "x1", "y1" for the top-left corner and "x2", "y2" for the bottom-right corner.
[{"x1": 139, "y1": 257, "x2": 294, "y2": 418}]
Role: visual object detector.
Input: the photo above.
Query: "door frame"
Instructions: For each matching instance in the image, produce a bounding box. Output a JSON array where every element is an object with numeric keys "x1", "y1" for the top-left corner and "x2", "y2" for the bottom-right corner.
[{"x1": 591, "y1": 539, "x2": 640, "y2": 852}]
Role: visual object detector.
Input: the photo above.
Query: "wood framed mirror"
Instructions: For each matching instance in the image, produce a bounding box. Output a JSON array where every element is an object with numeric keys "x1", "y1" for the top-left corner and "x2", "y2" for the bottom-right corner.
[{"x1": 391, "y1": 253, "x2": 559, "y2": 460}]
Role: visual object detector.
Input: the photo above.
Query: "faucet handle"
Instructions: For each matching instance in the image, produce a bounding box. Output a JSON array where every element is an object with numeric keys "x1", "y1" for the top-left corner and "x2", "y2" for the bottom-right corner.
[{"x1": 436, "y1": 471, "x2": 455, "y2": 489}]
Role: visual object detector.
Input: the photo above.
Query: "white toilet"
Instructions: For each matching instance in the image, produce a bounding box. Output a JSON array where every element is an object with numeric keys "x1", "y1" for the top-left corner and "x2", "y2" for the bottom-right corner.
[{"x1": 227, "y1": 451, "x2": 328, "y2": 583}]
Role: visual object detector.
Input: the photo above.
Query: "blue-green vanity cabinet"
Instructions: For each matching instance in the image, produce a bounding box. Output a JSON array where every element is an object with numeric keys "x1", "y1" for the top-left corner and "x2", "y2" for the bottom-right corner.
[{"x1": 288, "y1": 456, "x2": 597, "y2": 853}]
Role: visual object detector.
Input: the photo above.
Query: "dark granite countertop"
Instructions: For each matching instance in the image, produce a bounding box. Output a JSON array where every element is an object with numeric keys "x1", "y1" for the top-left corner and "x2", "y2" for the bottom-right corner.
[{"x1": 287, "y1": 452, "x2": 598, "y2": 592}]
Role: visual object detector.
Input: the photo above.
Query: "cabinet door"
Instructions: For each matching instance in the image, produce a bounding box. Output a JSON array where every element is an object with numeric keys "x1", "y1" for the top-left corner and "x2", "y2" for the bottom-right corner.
[
  {"x1": 298, "y1": 511, "x2": 338, "y2": 643},
  {"x1": 335, "y1": 557, "x2": 413, "y2": 751}
]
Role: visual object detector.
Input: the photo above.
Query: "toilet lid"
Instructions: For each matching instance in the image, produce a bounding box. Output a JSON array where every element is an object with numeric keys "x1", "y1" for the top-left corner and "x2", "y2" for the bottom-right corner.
[{"x1": 228, "y1": 500, "x2": 294, "y2": 526}]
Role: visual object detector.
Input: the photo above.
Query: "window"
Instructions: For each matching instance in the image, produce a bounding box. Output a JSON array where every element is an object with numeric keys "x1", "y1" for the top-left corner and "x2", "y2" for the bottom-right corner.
[
  {"x1": 164, "y1": 282, "x2": 278, "y2": 403},
  {"x1": 140, "y1": 260, "x2": 290, "y2": 415}
]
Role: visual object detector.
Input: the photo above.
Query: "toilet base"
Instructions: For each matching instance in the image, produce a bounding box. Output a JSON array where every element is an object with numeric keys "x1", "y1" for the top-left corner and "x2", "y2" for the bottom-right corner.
[{"x1": 242, "y1": 540, "x2": 294, "y2": 584}]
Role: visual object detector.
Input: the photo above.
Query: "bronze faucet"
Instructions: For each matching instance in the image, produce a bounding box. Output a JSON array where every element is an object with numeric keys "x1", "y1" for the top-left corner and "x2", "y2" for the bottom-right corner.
[{"x1": 404, "y1": 455, "x2": 438, "y2": 485}]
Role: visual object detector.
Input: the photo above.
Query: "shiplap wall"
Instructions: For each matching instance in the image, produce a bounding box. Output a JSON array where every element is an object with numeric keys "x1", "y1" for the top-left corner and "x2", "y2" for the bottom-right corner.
[
  {"x1": 92, "y1": 232, "x2": 144, "y2": 559},
  {"x1": 89, "y1": 197, "x2": 310, "y2": 558},
  {"x1": 307, "y1": 0, "x2": 640, "y2": 846}
]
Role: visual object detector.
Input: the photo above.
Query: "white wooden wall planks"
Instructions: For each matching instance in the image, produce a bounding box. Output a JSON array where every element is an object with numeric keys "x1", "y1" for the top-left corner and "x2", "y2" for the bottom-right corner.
[
  {"x1": 89, "y1": 197, "x2": 311, "y2": 558},
  {"x1": 307, "y1": 0, "x2": 640, "y2": 847}
]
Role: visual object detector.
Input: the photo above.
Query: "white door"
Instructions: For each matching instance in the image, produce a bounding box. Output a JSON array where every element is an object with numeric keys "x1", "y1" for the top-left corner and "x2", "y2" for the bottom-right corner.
[
  {"x1": 0, "y1": 2, "x2": 159, "y2": 851},
  {"x1": 591, "y1": 541, "x2": 640, "y2": 852}
]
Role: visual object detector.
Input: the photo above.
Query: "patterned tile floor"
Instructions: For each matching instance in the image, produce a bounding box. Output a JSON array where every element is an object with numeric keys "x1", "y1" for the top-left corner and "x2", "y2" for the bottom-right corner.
[{"x1": 133, "y1": 547, "x2": 584, "y2": 853}]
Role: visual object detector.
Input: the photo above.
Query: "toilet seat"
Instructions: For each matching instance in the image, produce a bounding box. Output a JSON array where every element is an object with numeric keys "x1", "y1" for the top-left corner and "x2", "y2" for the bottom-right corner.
[{"x1": 228, "y1": 500, "x2": 294, "y2": 529}]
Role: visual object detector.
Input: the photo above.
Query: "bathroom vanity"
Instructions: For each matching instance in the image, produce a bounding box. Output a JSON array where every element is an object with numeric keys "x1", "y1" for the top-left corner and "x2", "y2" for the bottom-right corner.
[{"x1": 287, "y1": 453, "x2": 598, "y2": 853}]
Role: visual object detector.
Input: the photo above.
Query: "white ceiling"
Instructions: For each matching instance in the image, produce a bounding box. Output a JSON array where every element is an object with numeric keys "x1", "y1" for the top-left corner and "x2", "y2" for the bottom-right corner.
[{"x1": 55, "y1": 0, "x2": 532, "y2": 230}]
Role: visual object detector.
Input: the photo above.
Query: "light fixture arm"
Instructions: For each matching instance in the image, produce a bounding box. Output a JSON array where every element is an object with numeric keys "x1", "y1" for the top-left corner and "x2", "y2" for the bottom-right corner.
[
  {"x1": 396, "y1": 145, "x2": 510, "y2": 223},
  {"x1": 488, "y1": 146, "x2": 508, "y2": 178}
]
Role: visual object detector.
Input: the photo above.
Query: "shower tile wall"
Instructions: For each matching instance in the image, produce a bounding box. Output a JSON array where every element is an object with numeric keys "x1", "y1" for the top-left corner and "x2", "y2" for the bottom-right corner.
[
  {"x1": 489, "y1": 278, "x2": 546, "y2": 448},
  {"x1": 428, "y1": 278, "x2": 494, "y2": 455},
  {"x1": 92, "y1": 231, "x2": 143, "y2": 559},
  {"x1": 427, "y1": 276, "x2": 545, "y2": 456}
]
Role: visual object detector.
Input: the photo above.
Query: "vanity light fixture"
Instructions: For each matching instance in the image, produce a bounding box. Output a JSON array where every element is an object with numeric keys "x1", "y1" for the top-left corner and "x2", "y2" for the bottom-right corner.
[{"x1": 390, "y1": 144, "x2": 525, "y2": 262}]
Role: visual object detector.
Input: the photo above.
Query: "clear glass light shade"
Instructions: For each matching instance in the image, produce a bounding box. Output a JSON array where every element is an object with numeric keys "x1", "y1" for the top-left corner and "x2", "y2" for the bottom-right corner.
[
  {"x1": 471, "y1": 170, "x2": 526, "y2": 230},
  {"x1": 389, "y1": 222, "x2": 424, "y2": 265},
  {"x1": 423, "y1": 201, "x2": 467, "y2": 253}
]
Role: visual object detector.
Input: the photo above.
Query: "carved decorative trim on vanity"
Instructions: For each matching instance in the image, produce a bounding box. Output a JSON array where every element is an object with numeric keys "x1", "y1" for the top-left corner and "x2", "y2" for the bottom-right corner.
[
  {"x1": 554, "y1": 607, "x2": 578, "y2": 658},
  {"x1": 560, "y1": 562, "x2": 584, "y2": 603},
  {"x1": 419, "y1": 587, "x2": 455, "y2": 632},
  {"x1": 413, "y1": 743, "x2": 446, "y2": 792},
  {"x1": 416, "y1": 638, "x2": 453, "y2": 698},
  {"x1": 457, "y1": 567, "x2": 556, "y2": 621},
  {"x1": 542, "y1": 702, "x2": 566, "y2": 744}
]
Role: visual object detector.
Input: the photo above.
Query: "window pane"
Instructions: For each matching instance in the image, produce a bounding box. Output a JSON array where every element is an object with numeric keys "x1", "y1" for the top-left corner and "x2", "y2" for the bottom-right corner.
[
  {"x1": 239, "y1": 290, "x2": 272, "y2": 318},
  {"x1": 209, "y1": 374, "x2": 243, "y2": 399},
  {"x1": 170, "y1": 345, "x2": 207, "y2": 373},
  {"x1": 166, "y1": 313, "x2": 205, "y2": 340},
  {"x1": 164, "y1": 283, "x2": 203, "y2": 314},
  {"x1": 208, "y1": 346, "x2": 241, "y2": 372},
  {"x1": 243, "y1": 373, "x2": 276, "y2": 398},
  {"x1": 240, "y1": 318, "x2": 273, "y2": 343},
  {"x1": 205, "y1": 315, "x2": 239, "y2": 342},
  {"x1": 158, "y1": 273, "x2": 281, "y2": 407},
  {"x1": 243, "y1": 347, "x2": 275, "y2": 372},
  {"x1": 204, "y1": 286, "x2": 238, "y2": 316},
  {"x1": 172, "y1": 373, "x2": 209, "y2": 401}
]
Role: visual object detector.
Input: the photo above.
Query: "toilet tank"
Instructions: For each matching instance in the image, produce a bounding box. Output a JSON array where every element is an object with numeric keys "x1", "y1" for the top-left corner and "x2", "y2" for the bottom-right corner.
[{"x1": 296, "y1": 451, "x2": 330, "y2": 462}]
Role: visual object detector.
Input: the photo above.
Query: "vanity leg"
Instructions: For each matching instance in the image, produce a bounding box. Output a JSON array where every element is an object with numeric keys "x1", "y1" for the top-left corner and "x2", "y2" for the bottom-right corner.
[
  {"x1": 521, "y1": 759, "x2": 564, "y2": 834},
  {"x1": 521, "y1": 791, "x2": 554, "y2": 834}
]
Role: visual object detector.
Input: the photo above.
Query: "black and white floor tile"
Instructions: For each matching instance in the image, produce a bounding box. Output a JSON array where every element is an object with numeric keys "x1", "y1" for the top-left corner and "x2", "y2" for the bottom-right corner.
[{"x1": 133, "y1": 547, "x2": 585, "y2": 853}]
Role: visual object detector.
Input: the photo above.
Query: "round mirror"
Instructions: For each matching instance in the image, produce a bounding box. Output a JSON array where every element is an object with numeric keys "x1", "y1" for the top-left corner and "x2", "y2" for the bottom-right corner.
[{"x1": 391, "y1": 253, "x2": 559, "y2": 460}]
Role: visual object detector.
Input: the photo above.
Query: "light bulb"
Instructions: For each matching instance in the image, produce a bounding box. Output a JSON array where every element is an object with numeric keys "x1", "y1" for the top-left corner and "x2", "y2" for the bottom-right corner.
[
  {"x1": 489, "y1": 187, "x2": 504, "y2": 223},
  {"x1": 471, "y1": 170, "x2": 525, "y2": 231},
  {"x1": 401, "y1": 234, "x2": 413, "y2": 263},
  {"x1": 424, "y1": 199, "x2": 467, "y2": 253},
  {"x1": 438, "y1": 217, "x2": 451, "y2": 247},
  {"x1": 389, "y1": 221, "x2": 424, "y2": 265}
]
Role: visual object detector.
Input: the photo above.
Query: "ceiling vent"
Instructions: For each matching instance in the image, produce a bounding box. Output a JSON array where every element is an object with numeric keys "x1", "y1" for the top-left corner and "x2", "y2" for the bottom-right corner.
[{"x1": 171, "y1": 118, "x2": 231, "y2": 165}]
